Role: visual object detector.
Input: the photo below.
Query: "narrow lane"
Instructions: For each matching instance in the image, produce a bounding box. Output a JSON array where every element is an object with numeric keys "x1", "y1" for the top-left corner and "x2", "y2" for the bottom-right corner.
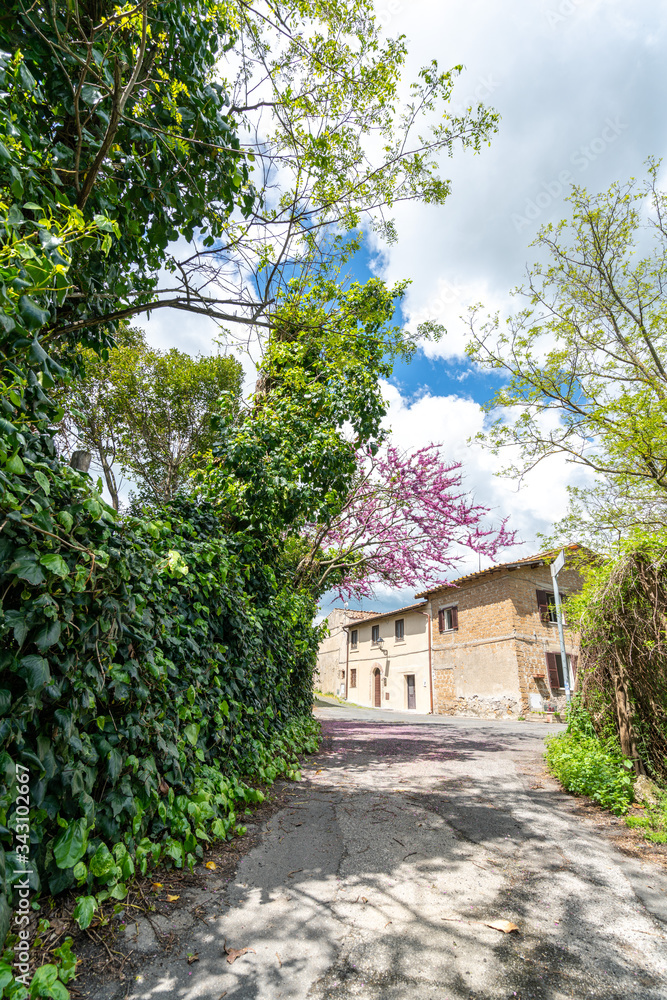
[{"x1": 125, "y1": 705, "x2": 667, "y2": 1000}]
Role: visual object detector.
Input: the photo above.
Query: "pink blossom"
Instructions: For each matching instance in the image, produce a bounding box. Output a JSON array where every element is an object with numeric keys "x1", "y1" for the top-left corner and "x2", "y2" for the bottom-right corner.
[{"x1": 299, "y1": 443, "x2": 516, "y2": 599}]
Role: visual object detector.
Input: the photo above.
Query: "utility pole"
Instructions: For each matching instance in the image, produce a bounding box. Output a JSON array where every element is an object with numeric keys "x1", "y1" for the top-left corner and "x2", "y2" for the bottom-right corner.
[{"x1": 550, "y1": 549, "x2": 571, "y2": 705}]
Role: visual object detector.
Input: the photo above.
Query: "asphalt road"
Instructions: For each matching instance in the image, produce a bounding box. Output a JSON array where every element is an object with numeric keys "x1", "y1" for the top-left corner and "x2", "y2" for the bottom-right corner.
[{"x1": 121, "y1": 702, "x2": 667, "y2": 1000}]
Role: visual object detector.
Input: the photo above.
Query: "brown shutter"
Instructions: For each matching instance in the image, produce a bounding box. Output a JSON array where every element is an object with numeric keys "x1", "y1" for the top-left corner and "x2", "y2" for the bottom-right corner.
[
  {"x1": 546, "y1": 652, "x2": 560, "y2": 690},
  {"x1": 438, "y1": 609, "x2": 445, "y2": 632},
  {"x1": 536, "y1": 589, "x2": 550, "y2": 624},
  {"x1": 450, "y1": 606, "x2": 459, "y2": 630},
  {"x1": 570, "y1": 655, "x2": 578, "y2": 681}
]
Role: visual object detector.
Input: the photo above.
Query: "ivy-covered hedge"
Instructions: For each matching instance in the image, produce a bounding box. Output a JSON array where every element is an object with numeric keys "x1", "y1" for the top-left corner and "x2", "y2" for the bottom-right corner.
[{"x1": 0, "y1": 429, "x2": 321, "y2": 946}]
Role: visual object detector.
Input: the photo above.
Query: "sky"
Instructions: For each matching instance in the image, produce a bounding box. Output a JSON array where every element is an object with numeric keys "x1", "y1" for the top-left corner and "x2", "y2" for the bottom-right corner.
[{"x1": 138, "y1": 0, "x2": 667, "y2": 616}]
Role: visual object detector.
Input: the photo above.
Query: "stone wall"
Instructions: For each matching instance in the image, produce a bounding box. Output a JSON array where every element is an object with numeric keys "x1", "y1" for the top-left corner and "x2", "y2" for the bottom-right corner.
[{"x1": 428, "y1": 559, "x2": 583, "y2": 719}]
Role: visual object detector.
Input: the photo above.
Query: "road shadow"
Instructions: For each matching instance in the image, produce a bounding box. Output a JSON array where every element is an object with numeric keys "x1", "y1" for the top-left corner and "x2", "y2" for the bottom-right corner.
[{"x1": 124, "y1": 717, "x2": 666, "y2": 1000}]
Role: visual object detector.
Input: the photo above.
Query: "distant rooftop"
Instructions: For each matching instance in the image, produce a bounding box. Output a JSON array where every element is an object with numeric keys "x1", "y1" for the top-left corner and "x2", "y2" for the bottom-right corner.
[
  {"x1": 415, "y1": 544, "x2": 584, "y2": 598},
  {"x1": 342, "y1": 601, "x2": 428, "y2": 627}
]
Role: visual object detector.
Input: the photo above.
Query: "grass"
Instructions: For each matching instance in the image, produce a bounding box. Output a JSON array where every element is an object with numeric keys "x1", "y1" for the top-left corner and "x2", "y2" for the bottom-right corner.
[{"x1": 625, "y1": 802, "x2": 667, "y2": 842}]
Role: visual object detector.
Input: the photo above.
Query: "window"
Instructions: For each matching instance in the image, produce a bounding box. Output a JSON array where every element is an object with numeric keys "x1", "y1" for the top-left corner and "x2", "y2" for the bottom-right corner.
[
  {"x1": 545, "y1": 651, "x2": 578, "y2": 690},
  {"x1": 536, "y1": 589, "x2": 565, "y2": 625},
  {"x1": 395, "y1": 618, "x2": 405, "y2": 640},
  {"x1": 350, "y1": 629, "x2": 358, "y2": 649},
  {"x1": 371, "y1": 624, "x2": 380, "y2": 644},
  {"x1": 350, "y1": 668, "x2": 357, "y2": 688},
  {"x1": 438, "y1": 606, "x2": 458, "y2": 632}
]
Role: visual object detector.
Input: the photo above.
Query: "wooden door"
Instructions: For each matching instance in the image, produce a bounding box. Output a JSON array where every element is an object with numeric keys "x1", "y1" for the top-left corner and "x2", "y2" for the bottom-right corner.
[
  {"x1": 374, "y1": 669, "x2": 381, "y2": 707},
  {"x1": 407, "y1": 674, "x2": 416, "y2": 710}
]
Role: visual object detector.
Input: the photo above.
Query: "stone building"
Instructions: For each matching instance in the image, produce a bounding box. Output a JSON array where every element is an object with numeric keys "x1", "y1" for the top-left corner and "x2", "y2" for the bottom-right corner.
[
  {"x1": 315, "y1": 547, "x2": 585, "y2": 718},
  {"x1": 314, "y1": 608, "x2": 376, "y2": 696},
  {"x1": 416, "y1": 546, "x2": 583, "y2": 719}
]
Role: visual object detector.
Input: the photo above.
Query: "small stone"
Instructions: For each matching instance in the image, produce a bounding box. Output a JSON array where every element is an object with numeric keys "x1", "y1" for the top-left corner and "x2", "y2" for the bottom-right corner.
[{"x1": 635, "y1": 774, "x2": 663, "y2": 807}]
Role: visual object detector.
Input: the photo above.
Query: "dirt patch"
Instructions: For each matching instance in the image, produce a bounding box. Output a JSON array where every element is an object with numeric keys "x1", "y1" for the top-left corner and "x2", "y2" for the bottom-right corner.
[{"x1": 523, "y1": 754, "x2": 667, "y2": 872}]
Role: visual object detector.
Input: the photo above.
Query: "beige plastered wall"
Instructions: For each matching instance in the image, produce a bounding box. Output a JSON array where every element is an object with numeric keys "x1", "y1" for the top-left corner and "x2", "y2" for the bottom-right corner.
[
  {"x1": 347, "y1": 611, "x2": 430, "y2": 713},
  {"x1": 314, "y1": 609, "x2": 348, "y2": 696}
]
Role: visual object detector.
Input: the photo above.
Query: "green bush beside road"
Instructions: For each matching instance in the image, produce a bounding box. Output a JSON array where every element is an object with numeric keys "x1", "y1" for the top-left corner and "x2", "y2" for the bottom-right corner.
[{"x1": 545, "y1": 702, "x2": 635, "y2": 815}]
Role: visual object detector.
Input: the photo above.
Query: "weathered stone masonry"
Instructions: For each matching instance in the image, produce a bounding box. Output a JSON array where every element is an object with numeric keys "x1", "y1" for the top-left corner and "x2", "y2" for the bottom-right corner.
[{"x1": 419, "y1": 554, "x2": 583, "y2": 720}]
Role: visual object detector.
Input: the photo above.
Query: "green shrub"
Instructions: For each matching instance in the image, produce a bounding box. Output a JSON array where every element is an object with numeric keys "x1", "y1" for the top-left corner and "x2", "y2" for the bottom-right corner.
[
  {"x1": 545, "y1": 702, "x2": 635, "y2": 815},
  {"x1": 624, "y1": 787, "x2": 667, "y2": 842}
]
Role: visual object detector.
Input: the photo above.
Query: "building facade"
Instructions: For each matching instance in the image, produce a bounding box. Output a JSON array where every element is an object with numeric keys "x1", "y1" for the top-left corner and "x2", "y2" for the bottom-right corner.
[
  {"x1": 418, "y1": 548, "x2": 583, "y2": 719},
  {"x1": 314, "y1": 609, "x2": 375, "y2": 697},
  {"x1": 315, "y1": 547, "x2": 585, "y2": 719},
  {"x1": 344, "y1": 603, "x2": 431, "y2": 713}
]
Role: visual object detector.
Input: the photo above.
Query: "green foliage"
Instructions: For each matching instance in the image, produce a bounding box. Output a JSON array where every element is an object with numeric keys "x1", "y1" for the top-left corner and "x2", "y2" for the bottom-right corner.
[
  {"x1": 0, "y1": 49, "x2": 119, "y2": 383},
  {"x1": 467, "y1": 162, "x2": 667, "y2": 550},
  {"x1": 625, "y1": 791, "x2": 667, "y2": 842},
  {"x1": 545, "y1": 702, "x2": 635, "y2": 815},
  {"x1": 203, "y1": 275, "x2": 430, "y2": 543},
  {"x1": 0, "y1": 180, "x2": 322, "y2": 960},
  {"x1": 1, "y1": 0, "x2": 498, "y2": 341},
  {"x1": 0, "y1": 482, "x2": 321, "y2": 901},
  {"x1": 2, "y1": 1, "x2": 253, "y2": 348},
  {"x1": 56, "y1": 324, "x2": 243, "y2": 508},
  {"x1": 566, "y1": 530, "x2": 667, "y2": 783}
]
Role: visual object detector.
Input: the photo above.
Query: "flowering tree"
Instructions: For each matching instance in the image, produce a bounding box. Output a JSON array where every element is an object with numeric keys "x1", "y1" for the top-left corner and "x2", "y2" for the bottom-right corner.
[{"x1": 295, "y1": 444, "x2": 516, "y2": 599}]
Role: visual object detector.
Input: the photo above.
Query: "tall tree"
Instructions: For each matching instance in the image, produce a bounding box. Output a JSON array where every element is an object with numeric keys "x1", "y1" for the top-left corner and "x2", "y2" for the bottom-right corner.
[
  {"x1": 1, "y1": 0, "x2": 253, "y2": 360},
  {"x1": 58, "y1": 325, "x2": 243, "y2": 508},
  {"x1": 203, "y1": 275, "x2": 422, "y2": 537},
  {"x1": 466, "y1": 161, "x2": 667, "y2": 549},
  {"x1": 200, "y1": 273, "x2": 515, "y2": 598},
  {"x1": 2, "y1": 0, "x2": 498, "y2": 351}
]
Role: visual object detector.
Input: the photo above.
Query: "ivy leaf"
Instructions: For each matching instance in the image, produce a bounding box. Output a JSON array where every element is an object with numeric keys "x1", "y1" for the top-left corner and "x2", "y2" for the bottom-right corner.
[
  {"x1": 4, "y1": 609, "x2": 29, "y2": 647},
  {"x1": 57, "y1": 511, "x2": 74, "y2": 532},
  {"x1": 0, "y1": 966, "x2": 11, "y2": 992},
  {"x1": 18, "y1": 296, "x2": 50, "y2": 330},
  {"x1": 5, "y1": 452, "x2": 26, "y2": 475},
  {"x1": 107, "y1": 748, "x2": 123, "y2": 782},
  {"x1": 53, "y1": 817, "x2": 89, "y2": 869},
  {"x1": 40, "y1": 553, "x2": 70, "y2": 578},
  {"x1": 19, "y1": 654, "x2": 50, "y2": 691},
  {"x1": 0, "y1": 690, "x2": 11, "y2": 716},
  {"x1": 27, "y1": 963, "x2": 65, "y2": 998},
  {"x1": 72, "y1": 895, "x2": 97, "y2": 930},
  {"x1": 72, "y1": 861, "x2": 87, "y2": 884},
  {"x1": 183, "y1": 723, "x2": 200, "y2": 745},
  {"x1": 34, "y1": 470, "x2": 50, "y2": 495},
  {"x1": 34, "y1": 621, "x2": 61, "y2": 651},
  {"x1": 9, "y1": 549, "x2": 45, "y2": 585},
  {"x1": 89, "y1": 843, "x2": 115, "y2": 878}
]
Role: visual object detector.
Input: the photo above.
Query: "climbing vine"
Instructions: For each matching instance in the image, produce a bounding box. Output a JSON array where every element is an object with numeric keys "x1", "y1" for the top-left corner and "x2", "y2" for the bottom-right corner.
[{"x1": 569, "y1": 532, "x2": 667, "y2": 784}]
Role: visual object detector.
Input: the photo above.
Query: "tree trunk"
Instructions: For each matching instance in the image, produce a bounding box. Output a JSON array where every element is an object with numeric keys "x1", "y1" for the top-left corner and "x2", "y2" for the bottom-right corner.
[{"x1": 612, "y1": 662, "x2": 646, "y2": 776}]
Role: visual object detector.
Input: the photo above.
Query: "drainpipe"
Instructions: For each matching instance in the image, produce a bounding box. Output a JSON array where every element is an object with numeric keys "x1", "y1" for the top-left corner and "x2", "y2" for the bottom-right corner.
[
  {"x1": 344, "y1": 623, "x2": 349, "y2": 701},
  {"x1": 416, "y1": 608, "x2": 433, "y2": 714}
]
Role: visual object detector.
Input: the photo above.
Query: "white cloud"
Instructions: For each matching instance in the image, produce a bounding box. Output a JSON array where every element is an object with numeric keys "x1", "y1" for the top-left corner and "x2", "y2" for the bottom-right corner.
[
  {"x1": 368, "y1": 0, "x2": 667, "y2": 367},
  {"x1": 380, "y1": 381, "x2": 594, "y2": 568}
]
